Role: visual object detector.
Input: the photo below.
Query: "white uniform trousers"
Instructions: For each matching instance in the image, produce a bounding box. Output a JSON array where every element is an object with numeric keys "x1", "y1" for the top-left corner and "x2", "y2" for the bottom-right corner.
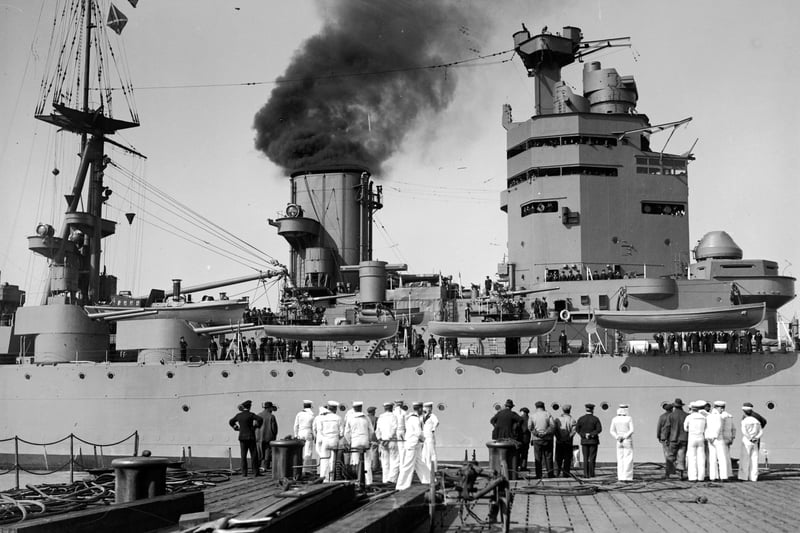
[
  {"x1": 379, "y1": 441, "x2": 399, "y2": 483},
  {"x1": 707, "y1": 438, "x2": 730, "y2": 480},
  {"x1": 349, "y1": 445, "x2": 373, "y2": 485},
  {"x1": 422, "y1": 438, "x2": 437, "y2": 474},
  {"x1": 738, "y1": 438, "x2": 759, "y2": 481},
  {"x1": 318, "y1": 437, "x2": 339, "y2": 482},
  {"x1": 298, "y1": 429, "x2": 314, "y2": 461},
  {"x1": 615, "y1": 438, "x2": 634, "y2": 481},
  {"x1": 396, "y1": 443, "x2": 430, "y2": 490},
  {"x1": 686, "y1": 436, "x2": 706, "y2": 481}
]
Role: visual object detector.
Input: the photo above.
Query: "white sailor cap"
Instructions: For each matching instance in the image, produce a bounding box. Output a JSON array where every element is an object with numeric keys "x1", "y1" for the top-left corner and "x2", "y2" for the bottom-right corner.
[
  {"x1": 690, "y1": 400, "x2": 705, "y2": 409},
  {"x1": 303, "y1": 400, "x2": 313, "y2": 405},
  {"x1": 412, "y1": 401, "x2": 423, "y2": 408},
  {"x1": 383, "y1": 401, "x2": 393, "y2": 408},
  {"x1": 327, "y1": 400, "x2": 339, "y2": 408},
  {"x1": 353, "y1": 401, "x2": 363, "y2": 407},
  {"x1": 713, "y1": 401, "x2": 726, "y2": 407},
  {"x1": 423, "y1": 402, "x2": 433, "y2": 407},
  {"x1": 619, "y1": 403, "x2": 629, "y2": 409}
]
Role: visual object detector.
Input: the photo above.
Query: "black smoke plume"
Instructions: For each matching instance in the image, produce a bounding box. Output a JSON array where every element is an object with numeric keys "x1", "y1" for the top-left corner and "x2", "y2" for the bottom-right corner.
[{"x1": 253, "y1": 0, "x2": 489, "y2": 174}]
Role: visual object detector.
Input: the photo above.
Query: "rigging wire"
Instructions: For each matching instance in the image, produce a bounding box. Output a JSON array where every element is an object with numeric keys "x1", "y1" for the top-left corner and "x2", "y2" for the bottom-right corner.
[
  {"x1": 106, "y1": 159, "x2": 277, "y2": 265},
  {"x1": 106, "y1": 48, "x2": 517, "y2": 91}
]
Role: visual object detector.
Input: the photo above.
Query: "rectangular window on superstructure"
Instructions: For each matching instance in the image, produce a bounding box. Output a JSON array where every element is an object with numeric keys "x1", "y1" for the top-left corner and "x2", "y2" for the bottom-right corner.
[
  {"x1": 641, "y1": 202, "x2": 686, "y2": 216},
  {"x1": 521, "y1": 200, "x2": 559, "y2": 217}
]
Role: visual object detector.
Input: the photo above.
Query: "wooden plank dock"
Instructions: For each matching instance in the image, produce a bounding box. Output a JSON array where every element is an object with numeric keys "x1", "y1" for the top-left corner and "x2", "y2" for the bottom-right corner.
[{"x1": 438, "y1": 464, "x2": 800, "y2": 532}]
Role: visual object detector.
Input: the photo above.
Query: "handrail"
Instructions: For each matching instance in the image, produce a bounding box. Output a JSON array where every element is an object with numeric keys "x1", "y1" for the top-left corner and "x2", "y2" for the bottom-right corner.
[{"x1": 0, "y1": 431, "x2": 138, "y2": 489}]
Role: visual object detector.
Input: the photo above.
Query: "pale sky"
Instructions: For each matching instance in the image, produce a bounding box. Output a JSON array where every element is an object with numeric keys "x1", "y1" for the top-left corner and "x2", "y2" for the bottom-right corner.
[{"x1": 1, "y1": 0, "x2": 798, "y2": 318}]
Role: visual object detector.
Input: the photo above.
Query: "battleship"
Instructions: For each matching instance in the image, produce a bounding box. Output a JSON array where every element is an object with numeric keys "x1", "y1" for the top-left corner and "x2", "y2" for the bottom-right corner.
[{"x1": 1, "y1": 1, "x2": 798, "y2": 471}]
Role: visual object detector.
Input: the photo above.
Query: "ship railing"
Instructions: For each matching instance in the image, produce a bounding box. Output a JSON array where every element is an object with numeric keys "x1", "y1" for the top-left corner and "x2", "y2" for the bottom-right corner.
[{"x1": 0, "y1": 431, "x2": 138, "y2": 490}]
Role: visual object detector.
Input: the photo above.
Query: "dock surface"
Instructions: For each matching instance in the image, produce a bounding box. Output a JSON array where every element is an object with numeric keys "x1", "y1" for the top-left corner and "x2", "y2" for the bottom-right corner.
[{"x1": 438, "y1": 464, "x2": 800, "y2": 532}]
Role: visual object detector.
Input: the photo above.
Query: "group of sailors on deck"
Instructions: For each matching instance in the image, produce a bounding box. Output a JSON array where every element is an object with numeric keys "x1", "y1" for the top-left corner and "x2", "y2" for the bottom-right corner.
[{"x1": 652, "y1": 330, "x2": 764, "y2": 354}]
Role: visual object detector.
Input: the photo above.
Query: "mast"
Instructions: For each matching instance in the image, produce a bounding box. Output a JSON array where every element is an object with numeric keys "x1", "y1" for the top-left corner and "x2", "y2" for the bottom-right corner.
[{"x1": 31, "y1": 0, "x2": 140, "y2": 306}]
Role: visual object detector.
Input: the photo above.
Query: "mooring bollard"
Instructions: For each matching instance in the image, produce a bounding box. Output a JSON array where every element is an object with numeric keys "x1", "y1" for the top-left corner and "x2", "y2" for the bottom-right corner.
[
  {"x1": 271, "y1": 439, "x2": 305, "y2": 480},
  {"x1": 486, "y1": 440, "x2": 518, "y2": 480},
  {"x1": 111, "y1": 454, "x2": 169, "y2": 503}
]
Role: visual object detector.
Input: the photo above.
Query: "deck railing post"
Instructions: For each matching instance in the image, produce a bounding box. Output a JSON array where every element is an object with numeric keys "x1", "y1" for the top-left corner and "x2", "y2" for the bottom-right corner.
[
  {"x1": 134, "y1": 431, "x2": 140, "y2": 456},
  {"x1": 14, "y1": 436, "x2": 20, "y2": 489},
  {"x1": 70, "y1": 433, "x2": 74, "y2": 483}
]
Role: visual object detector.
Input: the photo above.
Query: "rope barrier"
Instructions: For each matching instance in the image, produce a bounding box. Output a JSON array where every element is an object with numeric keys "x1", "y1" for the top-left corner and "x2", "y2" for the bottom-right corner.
[{"x1": 0, "y1": 431, "x2": 139, "y2": 490}]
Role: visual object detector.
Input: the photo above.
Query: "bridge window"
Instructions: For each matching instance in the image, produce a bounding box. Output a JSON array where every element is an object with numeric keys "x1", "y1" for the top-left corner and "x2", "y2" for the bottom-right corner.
[
  {"x1": 521, "y1": 200, "x2": 559, "y2": 217},
  {"x1": 642, "y1": 202, "x2": 686, "y2": 216}
]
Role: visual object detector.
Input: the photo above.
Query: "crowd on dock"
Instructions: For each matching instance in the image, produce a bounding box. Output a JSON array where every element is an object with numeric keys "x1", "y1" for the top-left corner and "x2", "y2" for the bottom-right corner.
[
  {"x1": 228, "y1": 399, "x2": 438, "y2": 490},
  {"x1": 228, "y1": 395, "x2": 767, "y2": 491},
  {"x1": 491, "y1": 398, "x2": 767, "y2": 482}
]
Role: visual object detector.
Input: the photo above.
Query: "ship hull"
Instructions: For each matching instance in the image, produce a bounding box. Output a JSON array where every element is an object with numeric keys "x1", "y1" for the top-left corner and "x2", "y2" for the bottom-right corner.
[{"x1": 2, "y1": 351, "x2": 797, "y2": 467}]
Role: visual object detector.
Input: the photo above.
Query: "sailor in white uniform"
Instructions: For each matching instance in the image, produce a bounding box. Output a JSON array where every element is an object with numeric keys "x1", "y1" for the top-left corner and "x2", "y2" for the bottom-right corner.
[
  {"x1": 421, "y1": 401, "x2": 439, "y2": 475},
  {"x1": 705, "y1": 401, "x2": 729, "y2": 480},
  {"x1": 683, "y1": 400, "x2": 707, "y2": 481},
  {"x1": 344, "y1": 401, "x2": 375, "y2": 485},
  {"x1": 392, "y1": 400, "x2": 407, "y2": 481},
  {"x1": 718, "y1": 401, "x2": 736, "y2": 479},
  {"x1": 609, "y1": 404, "x2": 634, "y2": 481},
  {"x1": 375, "y1": 402, "x2": 399, "y2": 483},
  {"x1": 738, "y1": 405, "x2": 764, "y2": 481},
  {"x1": 396, "y1": 402, "x2": 431, "y2": 490},
  {"x1": 317, "y1": 401, "x2": 343, "y2": 482},
  {"x1": 293, "y1": 400, "x2": 316, "y2": 471}
]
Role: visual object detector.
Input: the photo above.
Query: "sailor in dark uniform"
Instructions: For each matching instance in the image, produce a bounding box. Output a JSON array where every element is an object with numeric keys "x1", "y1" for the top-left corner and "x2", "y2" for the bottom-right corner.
[
  {"x1": 575, "y1": 403, "x2": 602, "y2": 477},
  {"x1": 559, "y1": 330, "x2": 568, "y2": 354}
]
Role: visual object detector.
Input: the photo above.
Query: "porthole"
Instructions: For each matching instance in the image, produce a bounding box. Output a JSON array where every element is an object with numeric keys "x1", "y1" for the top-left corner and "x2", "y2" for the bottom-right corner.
[
  {"x1": 437, "y1": 403, "x2": 446, "y2": 411},
  {"x1": 600, "y1": 402, "x2": 609, "y2": 411},
  {"x1": 287, "y1": 370, "x2": 294, "y2": 378},
  {"x1": 551, "y1": 403, "x2": 560, "y2": 412},
  {"x1": 620, "y1": 364, "x2": 630, "y2": 374},
  {"x1": 680, "y1": 363, "x2": 691, "y2": 372},
  {"x1": 551, "y1": 365, "x2": 559, "y2": 374},
  {"x1": 166, "y1": 371, "x2": 174, "y2": 379},
  {"x1": 766, "y1": 401, "x2": 775, "y2": 410},
  {"x1": 764, "y1": 362, "x2": 775, "y2": 372},
  {"x1": 356, "y1": 368, "x2": 365, "y2": 376},
  {"x1": 78, "y1": 373, "x2": 85, "y2": 380},
  {"x1": 416, "y1": 368, "x2": 424, "y2": 375},
  {"x1": 493, "y1": 403, "x2": 501, "y2": 411},
  {"x1": 455, "y1": 367, "x2": 464, "y2": 375},
  {"x1": 270, "y1": 370, "x2": 278, "y2": 377},
  {"x1": 323, "y1": 369, "x2": 331, "y2": 377},
  {"x1": 24, "y1": 373, "x2": 31, "y2": 380},
  {"x1": 221, "y1": 370, "x2": 229, "y2": 378},
  {"x1": 107, "y1": 372, "x2": 115, "y2": 379},
  {"x1": 493, "y1": 366, "x2": 502, "y2": 374},
  {"x1": 182, "y1": 405, "x2": 190, "y2": 412},
  {"x1": 383, "y1": 369, "x2": 391, "y2": 376}
]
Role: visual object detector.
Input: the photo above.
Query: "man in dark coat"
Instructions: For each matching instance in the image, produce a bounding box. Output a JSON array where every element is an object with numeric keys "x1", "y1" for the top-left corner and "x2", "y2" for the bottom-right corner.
[
  {"x1": 656, "y1": 401, "x2": 674, "y2": 478},
  {"x1": 256, "y1": 401, "x2": 279, "y2": 471},
  {"x1": 575, "y1": 403, "x2": 602, "y2": 477},
  {"x1": 662, "y1": 398, "x2": 688, "y2": 479},
  {"x1": 490, "y1": 399, "x2": 522, "y2": 440},
  {"x1": 229, "y1": 400, "x2": 263, "y2": 477}
]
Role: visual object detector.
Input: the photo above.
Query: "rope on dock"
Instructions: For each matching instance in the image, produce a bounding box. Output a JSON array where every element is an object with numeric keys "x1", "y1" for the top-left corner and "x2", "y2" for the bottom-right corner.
[{"x1": 0, "y1": 468, "x2": 233, "y2": 525}]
